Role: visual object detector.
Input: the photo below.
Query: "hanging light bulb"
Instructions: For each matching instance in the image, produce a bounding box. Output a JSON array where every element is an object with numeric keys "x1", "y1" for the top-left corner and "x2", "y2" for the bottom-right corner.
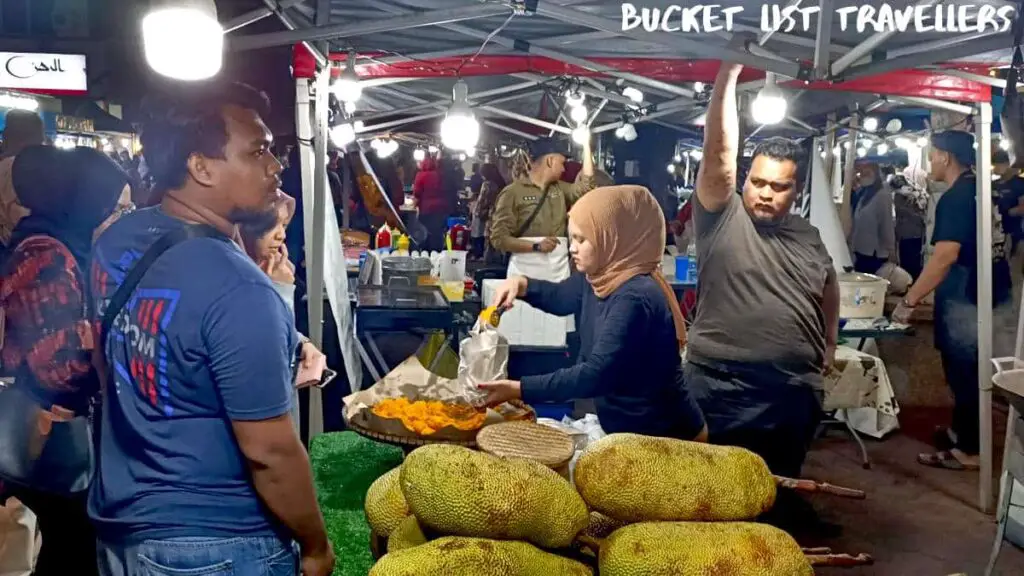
[
  {"x1": 1001, "y1": 137, "x2": 1012, "y2": 151},
  {"x1": 377, "y1": 139, "x2": 398, "y2": 158},
  {"x1": 917, "y1": 136, "x2": 928, "y2": 147},
  {"x1": 413, "y1": 148, "x2": 425, "y2": 162},
  {"x1": 142, "y1": 0, "x2": 223, "y2": 80},
  {"x1": 876, "y1": 143, "x2": 889, "y2": 155},
  {"x1": 565, "y1": 89, "x2": 585, "y2": 108},
  {"x1": 428, "y1": 145, "x2": 439, "y2": 154},
  {"x1": 332, "y1": 51, "x2": 362, "y2": 104},
  {"x1": 689, "y1": 149, "x2": 703, "y2": 160},
  {"x1": 343, "y1": 100, "x2": 357, "y2": 115},
  {"x1": 622, "y1": 86, "x2": 644, "y2": 103},
  {"x1": 895, "y1": 137, "x2": 910, "y2": 149},
  {"x1": 833, "y1": 146, "x2": 841, "y2": 155},
  {"x1": 750, "y1": 74, "x2": 787, "y2": 125},
  {"x1": 667, "y1": 164, "x2": 675, "y2": 174},
  {"x1": 857, "y1": 147, "x2": 867, "y2": 158},
  {"x1": 570, "y1": 104, "x2": 588, "y2": 124},
  {"x1": 694, "y1": 82, "x2": 705, "y2": 93},
  {"x1": 329, "y1": 123, "x2": 356, "y2": 148},
  {"x1": 621, "y1": 123, "x2": 638, "y2": 142},
  {"x1": 466, "y1": 147, "x2": 476, "y2": 158},
  {"x1": 843, "y1": 141, "x2": 851, "y2": 150},
  {"x1": 862, "y1": 116, "x2": 879, "y2": 132},
  {"x1": 820, "y1": 151, "x2": 827, "y2": 159},
  {"x1": 673, "y1": 154, "x2": 682, "y2": 163},
  {"x1": 571, "y1": 125, "x2": 590, "y2": 146},
  {"x1": 440, "y1": 80, "x2": 479, "y2": 152},
  {"x1": 459, "y1": 153, "x2": 467, "y2": 162}
]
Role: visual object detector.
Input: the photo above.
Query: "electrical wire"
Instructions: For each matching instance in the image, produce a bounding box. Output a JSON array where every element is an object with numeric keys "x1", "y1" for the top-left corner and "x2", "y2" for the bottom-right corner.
[{"x1": 455, "y1": 12, "x2": 517, "y2": 76}]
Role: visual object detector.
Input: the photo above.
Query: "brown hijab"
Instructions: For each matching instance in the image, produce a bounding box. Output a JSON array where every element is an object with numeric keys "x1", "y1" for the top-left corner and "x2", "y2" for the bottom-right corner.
[{"x1": 568, "y1": 185, "x2": 687, "y2": 349}]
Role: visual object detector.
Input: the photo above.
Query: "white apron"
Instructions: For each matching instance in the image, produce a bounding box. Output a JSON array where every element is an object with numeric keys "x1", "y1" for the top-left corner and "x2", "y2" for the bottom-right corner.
[{"x1": 483, "y1": 238, "x2": 574, "y2": 348}]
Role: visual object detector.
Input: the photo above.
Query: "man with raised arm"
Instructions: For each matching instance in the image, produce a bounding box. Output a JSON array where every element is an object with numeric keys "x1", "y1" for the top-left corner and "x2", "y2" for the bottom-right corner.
[{"x1": 683, "y1": 63, "x2": 840, "y2": 532}]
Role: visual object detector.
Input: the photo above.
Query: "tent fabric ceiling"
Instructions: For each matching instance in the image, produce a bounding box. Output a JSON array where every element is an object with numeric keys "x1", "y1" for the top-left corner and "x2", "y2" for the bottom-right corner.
[{"x1": 273, "y1": 0, "x2": 1014, "y2": 139}]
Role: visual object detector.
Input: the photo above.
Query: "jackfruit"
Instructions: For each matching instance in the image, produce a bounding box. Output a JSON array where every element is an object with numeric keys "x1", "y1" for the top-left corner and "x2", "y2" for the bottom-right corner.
[
  {"x1": 387, "y1": 515, "x2": 428, "y2": 553},
  {"x1": 574, "y1": 433, "x2": 776, "y2": 522},
  {"x1": 365, "y1": 467, "x2": 409, "y2": 537},
  {"x1": 400, "y1": 444, "x2": 589, "y2": 548},
  {"x1": 599, "y1": 522, "x2": 814, "y2": 576},
  {"x1": 369, "y1": 536, "x2": 593, "y2": 576}
]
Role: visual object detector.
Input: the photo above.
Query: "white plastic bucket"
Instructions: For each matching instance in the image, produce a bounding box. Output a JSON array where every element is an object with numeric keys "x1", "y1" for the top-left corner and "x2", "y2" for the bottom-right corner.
[{"x1": 838, "y1": 272, "x2": 889, "y2": 319}]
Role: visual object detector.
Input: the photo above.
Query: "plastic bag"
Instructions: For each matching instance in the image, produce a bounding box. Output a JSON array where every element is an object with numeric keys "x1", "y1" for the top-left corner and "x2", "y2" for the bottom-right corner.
[
  {"x1": 457, "y1": 318, "x2": 509, "y2": 403},
  {"x1": 0, "y1": 497, "x2": 39, "y2": 576}
]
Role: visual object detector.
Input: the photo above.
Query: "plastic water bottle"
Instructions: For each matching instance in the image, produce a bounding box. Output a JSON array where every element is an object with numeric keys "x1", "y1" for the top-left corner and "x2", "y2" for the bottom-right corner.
[{"x1": 686, "y1": 243, "x2": 698, "y2": 283}]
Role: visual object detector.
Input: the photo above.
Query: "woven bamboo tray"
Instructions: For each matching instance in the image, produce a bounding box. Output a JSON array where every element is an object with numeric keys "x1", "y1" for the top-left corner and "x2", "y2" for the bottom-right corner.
[
  {"x1": 475, "y1": 421, "x2": 575, "y2": 470},
  {"x1": 346, "y1": 400, "x2": 536, "y2": 450}
]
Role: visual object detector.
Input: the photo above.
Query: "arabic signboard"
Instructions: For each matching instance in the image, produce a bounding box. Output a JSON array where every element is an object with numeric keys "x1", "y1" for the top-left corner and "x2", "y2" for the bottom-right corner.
[{"x1": 0, "y1": 52, "x2": 87, "y2": 94}]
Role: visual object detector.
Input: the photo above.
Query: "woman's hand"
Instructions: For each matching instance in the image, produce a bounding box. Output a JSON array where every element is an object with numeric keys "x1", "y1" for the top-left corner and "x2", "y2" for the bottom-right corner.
[
  {"x1": 492, "y1": 276, "x2": 527, "y2": 309},
  {"x1": 476, "y1": 380, "x2": 522, "y2": 407},
  {"x1": 262, "y1": 246, "x2": 296, "y2": 285},
  {"x1": 296, "y1": 341, "x2": 327, "y2": 389}
]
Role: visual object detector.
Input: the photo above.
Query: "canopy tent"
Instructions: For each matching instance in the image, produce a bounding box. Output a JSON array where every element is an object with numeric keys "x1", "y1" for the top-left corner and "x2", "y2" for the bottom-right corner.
[{"x1": 223, "y1": 0, "x2": 1019, "y2": 514}]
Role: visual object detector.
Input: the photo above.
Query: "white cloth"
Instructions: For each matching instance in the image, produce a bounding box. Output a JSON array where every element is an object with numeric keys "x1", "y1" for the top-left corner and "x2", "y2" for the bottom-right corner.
[
  {"x1": 489, "y1": 237, "x2": 573, "y2": 347},
  {"x1": 824, "y1": 345, "x2": 900, "y2": 438},
  {"x1": 0, "y1": 498, "x2": 38, "y2": 576}
]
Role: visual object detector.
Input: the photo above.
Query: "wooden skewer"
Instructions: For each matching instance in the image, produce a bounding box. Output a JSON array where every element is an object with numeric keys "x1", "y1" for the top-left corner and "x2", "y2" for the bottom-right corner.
[
  {"x1": 774, "y1": 476, "x2": 867, "y2": 499},
  {"x1": 801, "y1": 547, "x2": 832, "y2": 554},
  {"x1": 806, "y1": 553, "x2": 874, "y2": 567}
]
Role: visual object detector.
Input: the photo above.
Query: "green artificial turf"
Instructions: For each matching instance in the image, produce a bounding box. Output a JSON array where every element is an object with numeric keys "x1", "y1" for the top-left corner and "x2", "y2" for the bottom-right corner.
[{"x1": 310, "y1": 431, "x2": 404, "y2": 576}]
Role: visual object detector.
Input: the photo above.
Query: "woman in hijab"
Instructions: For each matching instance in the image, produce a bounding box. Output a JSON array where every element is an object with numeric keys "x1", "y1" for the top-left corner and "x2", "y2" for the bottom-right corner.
[
  {"x1": 479, "y1": 186, "x2": 707, "y2": 440},
  {"x1": 0, "y1": 145, "x2": 132, "y2": 575}
]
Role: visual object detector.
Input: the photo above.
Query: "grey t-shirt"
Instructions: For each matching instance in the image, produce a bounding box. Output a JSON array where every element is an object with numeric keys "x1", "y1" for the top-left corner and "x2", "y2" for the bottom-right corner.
[{"x1": 688, "y1": 193, "x2": 832, "y2": 379}]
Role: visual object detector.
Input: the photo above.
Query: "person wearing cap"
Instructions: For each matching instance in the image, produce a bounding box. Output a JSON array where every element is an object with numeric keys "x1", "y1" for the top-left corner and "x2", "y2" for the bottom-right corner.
[
  {"x1": 488, "y1": 136, "x2": 595, "y2": 257},
  {"x1": 894, "y1": 130, "x2": 1015, "y2": 471}
]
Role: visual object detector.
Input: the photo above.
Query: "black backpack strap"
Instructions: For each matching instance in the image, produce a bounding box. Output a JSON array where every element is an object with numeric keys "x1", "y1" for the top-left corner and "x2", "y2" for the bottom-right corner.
[
  {"x1": 514, "y1": 185, "x2": 551, "y2": 238},
  {"x1": 100, "y1": 224, "x2": 222, "y2": 342}
]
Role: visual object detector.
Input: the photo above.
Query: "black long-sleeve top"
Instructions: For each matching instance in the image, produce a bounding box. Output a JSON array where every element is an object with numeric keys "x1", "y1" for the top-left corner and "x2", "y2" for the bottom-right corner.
[{"x1": 519, "y1": 273, "x2": 704, "y2": 439}]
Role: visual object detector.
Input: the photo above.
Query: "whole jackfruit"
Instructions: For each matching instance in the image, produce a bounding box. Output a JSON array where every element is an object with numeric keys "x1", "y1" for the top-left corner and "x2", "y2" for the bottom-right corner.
[
  {"x1": 574, "y1": 434, "x2": 776, "y2": 522},
  {"x1": 365, "y1": 467, "x2": 409, "y2": 537},
  {"x1": 400, "y1": 444, "x2": 589, "y2": 548},
  {"x1": 600, "y1": 522, "x2": 814, "y2": 576},
  {"x1": 387, "y1": 515, "x2": 428, "y2": 553},
  {"x1": 370, "y1": 536, "x2": 593, "y2": 576}
]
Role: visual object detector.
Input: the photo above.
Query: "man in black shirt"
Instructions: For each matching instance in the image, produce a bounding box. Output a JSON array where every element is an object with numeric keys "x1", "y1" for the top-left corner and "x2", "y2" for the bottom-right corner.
[
  {"x1": 894, "y1": 131, "x2": 1014, "y2": 471},
  {"x1": 993, "y1": 148, "x2": 1024, "y2": 303}
]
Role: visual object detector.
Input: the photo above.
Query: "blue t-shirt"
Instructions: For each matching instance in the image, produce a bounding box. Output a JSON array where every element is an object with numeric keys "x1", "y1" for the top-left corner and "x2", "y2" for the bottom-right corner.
[{"x1": 87, "y1": 207, "x2": 298, "y2": 543}]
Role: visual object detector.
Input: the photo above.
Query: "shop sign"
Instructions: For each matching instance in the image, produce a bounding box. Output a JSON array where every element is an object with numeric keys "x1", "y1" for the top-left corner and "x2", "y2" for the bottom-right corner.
[
  {"x1": 0, "y1": 52, "x2": 87, "y2": 93},
  {"x1": 56, "y1": 115, "x2": 93, "y2": 133}
]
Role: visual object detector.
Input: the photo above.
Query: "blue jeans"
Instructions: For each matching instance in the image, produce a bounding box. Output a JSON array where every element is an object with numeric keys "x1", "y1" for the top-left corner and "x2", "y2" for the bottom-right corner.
[{"x1": 97, "y1": 536, "x2": 299, "y2": 576}]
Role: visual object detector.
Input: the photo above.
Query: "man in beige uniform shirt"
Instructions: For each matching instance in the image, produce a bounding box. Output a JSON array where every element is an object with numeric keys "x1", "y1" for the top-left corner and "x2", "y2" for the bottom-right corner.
[{"x1": 489, "y1": 137, "x2": 595, "y2": 256}]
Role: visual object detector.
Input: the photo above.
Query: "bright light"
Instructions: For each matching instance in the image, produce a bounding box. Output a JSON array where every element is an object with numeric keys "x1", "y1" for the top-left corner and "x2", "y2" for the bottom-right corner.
[
  {"x1": 833, "y1": 146, "x2": 840, "y2": 155},
  {"x1": 121, "y1": 137, "x2": 132, "y2": 149},
  {"x1": 615, "y1": 122, "x2": 637, "y2": 142},
  {"x1": 973, "y1": 141, "x2": 978, "y2": 149},
  {"x1": 571, "y1": 125, "x2": 590, "y2": 145},
  {"x1": 332, "y1": 51, "x2": 362, "y2": 104},
  {"x1": 570, "y1": 104, "x2": 588, "y2": 124},
  {"x1": 0, "y1": 93, "x2": 38, "y2": 111},
  {"x1": 673, "y1": 154, "x2": 682, "y2": 163},
  {"x1": 667, "y1": 164, "x2": 675, "y2": 174},
  {"x1": 857, "y1": 147, "x2": 867, "y2": 158},
  {"x1": 103, "y1": 142, "x2": 114, "y2": 153},
  {"x1": 413, "y1": 148, "x2": 425, "y2": 161},
  {"x1": 876, "y1": 143, "x2": 889, "y2": 155},
  {"x1": 622, "y1": 86, "x2": 644, "y2": 103},
  {"x1": 916, "y1": 136, "x2": 927, "y2": 147},
  {"x1": 440, "y1": 80, "x2": 479, "y2": 151},
  {"x1": 694, "y1": 82, "x2": 705, "y2": 92},
  {"x1": 843, "y1": 141, "x2": 851, "y2": 150},
  {"x1": 329, "y1": 123, "x2": 356, "y2": 148},
  {"x1": 751, "y1": 81, "x2": 786, "y2": 125},
  {"x1": 565, "y1": 90, "x2": 585, "y2": 108},
  {"x1": 895, "y1": 137, "x2": 911, "y2": 149},
  {"x1": 458, "y1": 153, "x2": 467, "y2": 162},
  {"x1": 142, "y1": 4, "x2": 223, "y2": 81},
  {"x1": 374, "y1": 139, "x2": 399, "y2": 158},
  {"x1": 466, "y1": 147, "x2": 475, "y2": 157},
  {"x1": 1001, "y1": 138, "x2": 1012, "y2": 151},
  {"x1": 689, "y1": 149, "x2": 703, "y2": 160},
  {"x1": 820, "y1": 151, "x2": 827, "y2": 159},
  {"x1": 885, "y1": 118, "x2": 902, "y2": 133},
  {"x1": 863, "y1": 117, "x2": 879, "y2": 132},
  {"x1": 343, "y1": 100, "x2": 357, "y2": 114}
]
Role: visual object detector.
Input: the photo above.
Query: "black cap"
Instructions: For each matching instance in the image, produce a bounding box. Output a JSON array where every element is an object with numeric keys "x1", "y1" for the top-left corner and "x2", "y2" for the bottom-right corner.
[
  {"x1": 528, "y1": 137, "x2": 566, "y2": 160},
  {"x1": 931, "y1": 130, "x2": 976, "y2": 167}
]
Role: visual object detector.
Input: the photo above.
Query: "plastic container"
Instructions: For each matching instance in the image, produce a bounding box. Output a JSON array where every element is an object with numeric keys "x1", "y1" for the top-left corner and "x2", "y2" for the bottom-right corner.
[
  {"x1": 375, "y1": 223, "x2": 392, "y2": 251},
  {"x1": 838, "y1": 272, "x2": 889, "y2": 319},
  {"x1": 675, "y1": 255, "x2": 689, "y2": 281},
  {"x1": 381, "y1": 256, "x2": 432, "y2": 287},
  {"x1": 686, "y1": 243, "x2": 698, "y2": 283}
]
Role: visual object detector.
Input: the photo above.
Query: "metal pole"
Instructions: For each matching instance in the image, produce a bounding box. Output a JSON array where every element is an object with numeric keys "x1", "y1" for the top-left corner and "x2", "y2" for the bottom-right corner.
[
  {"x1": 758, "y1": 0, "x2": 804, "y2": 46},
  {"x1": 840, "y1": 114, "x2": 858, "y2": 238},
  {"x1": 839, "y1": 34, "x2": 1011, "y2": 81},
  {"x1": 813, "y1": 0, "x2": 833, "y2": 79},
  {"x1": 976, "y1": 101, "x2": 994, "y2": 513},
  {"x1": 480, "y1": 106, "x2": 573, "y2": 134},
  {"x1": 262, "y1": 0, "x2": 326, "y2": 68},
  {"x1": 356, "y1": 80, "x2": 540, "y2": 123},
  {"x1": 824, "y1": 113, "x2": 837, "y2": 186},
  {"x1": 223, "y1": 0, "x2": 308, "y2": 32},
  {"x1": 888, "y1": 31, "x2": 999, "y2": 59},
  {"x1": 891, "y1": 96, "x2": 974, "y2": 116},
  {"x1": 229, "y1": 5, "x2": 510, "y2": 51},
  {"x1": 830, "y1": 0, "x2": 940, "y2": 76},
  {"x1": 483, "y1": 120, "x2": 538, "y2": 140}
]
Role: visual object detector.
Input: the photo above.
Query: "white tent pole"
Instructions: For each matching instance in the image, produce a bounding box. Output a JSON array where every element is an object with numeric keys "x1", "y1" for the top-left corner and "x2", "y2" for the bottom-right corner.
[
  {"x1": 305, "y1": 65, "x2": 329, "y2": 439},
  {"x1": 976, "y1": 101, "x2": 995, "y2": 513},
  {"x1": 830, "y1": 0, "x2": 939, "y2": 76},
  {"x1": 838, "y1": 34, "x2": 1009, "y2": 81},
  {"x1": 222, "y1": 0, "x2": 307, "y2": 33},
  {"x1": 295, "y1": 76, "x2": 314, "y2": 439},
  {"x1": 813, "y1": 0, "x2": 833, "y2": 79},
  {"x1": 840, "y1": 114, "x2": 858, "y2": 239}
]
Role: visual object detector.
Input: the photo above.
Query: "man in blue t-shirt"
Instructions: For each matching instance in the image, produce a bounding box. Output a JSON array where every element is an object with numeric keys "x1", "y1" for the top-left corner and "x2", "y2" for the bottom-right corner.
[
  {"x1": 894, "y1": 131, "x2": 1013, "y2": 473},
  {"x1": 89, "y1": 81, "x2": 334, "y2": 576}
]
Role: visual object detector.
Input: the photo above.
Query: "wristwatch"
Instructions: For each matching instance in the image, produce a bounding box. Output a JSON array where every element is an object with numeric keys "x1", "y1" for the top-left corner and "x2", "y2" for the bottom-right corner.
[{"x1": 532, "y1": 242, "x2": 541, "y2": 252}]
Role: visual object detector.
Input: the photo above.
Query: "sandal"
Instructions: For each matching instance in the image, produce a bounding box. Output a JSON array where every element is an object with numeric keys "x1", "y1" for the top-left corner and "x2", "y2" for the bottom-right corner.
[{"x1": 917, "y1": 450, "x2": 979, "y2": 471}]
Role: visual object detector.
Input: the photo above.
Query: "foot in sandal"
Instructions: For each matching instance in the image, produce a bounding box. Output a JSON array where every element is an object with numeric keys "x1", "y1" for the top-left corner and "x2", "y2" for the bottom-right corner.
[{"x1": 917, "y1": 448, "x2": 980, "y2": 470}]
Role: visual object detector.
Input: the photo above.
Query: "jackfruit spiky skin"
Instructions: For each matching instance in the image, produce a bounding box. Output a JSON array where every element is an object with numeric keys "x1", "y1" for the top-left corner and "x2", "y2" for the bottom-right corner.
[
  {"x1": 365, "y1": 467, "x2": 409, "y2": 537},
  {"x1": 370, "y1": 536, "x2": 594, "y2": 576},
  {"x1": 600, "y1": 522, "x2": 814, "y2": 576},
  {"x1": 387, "y1": 515, "x2": 428, "y2": 553},
  {"x1": 574, "y1": 434, "x2": 776, "y2": 522},
  {"x1": 400, "y1": 444, "x2": 589, "y2": 548}
]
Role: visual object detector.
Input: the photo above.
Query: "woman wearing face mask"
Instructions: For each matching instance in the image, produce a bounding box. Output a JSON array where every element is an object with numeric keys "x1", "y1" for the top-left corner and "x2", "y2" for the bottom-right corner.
[
  {"x1": 848, "y1": 161, "x2": 896, "y2": 274},
  {"x1": 239, "y1": 191, "x2": 327, "y2": 438},
  {"x1": 894, "y1": 131, "x2": 1015, "y2": 471},
  {"x1": 478, "y1": 186, "x2": 707, "y2": 441},
  {"x1": 0, "y1": 146, "x2": 133, "y2": 575}
]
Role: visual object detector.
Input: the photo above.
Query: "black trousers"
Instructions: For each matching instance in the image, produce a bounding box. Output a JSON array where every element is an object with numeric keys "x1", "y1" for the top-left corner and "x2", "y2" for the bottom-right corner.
[
  {"x1": 2, "y1": 485, "x2": 97, "y2": 576},
  {"x1": 940, "y1": 350, "x2": 980, "y2": 455},
  {"x1": 853, "y1": 252, "x2": 887, "y2": 275},
  {"x1": 419, "y1": 213, "x2": 448, "y2": 252},
  {"x1": 898, "y1": 237, "x2": 924, "y2": 280}
]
